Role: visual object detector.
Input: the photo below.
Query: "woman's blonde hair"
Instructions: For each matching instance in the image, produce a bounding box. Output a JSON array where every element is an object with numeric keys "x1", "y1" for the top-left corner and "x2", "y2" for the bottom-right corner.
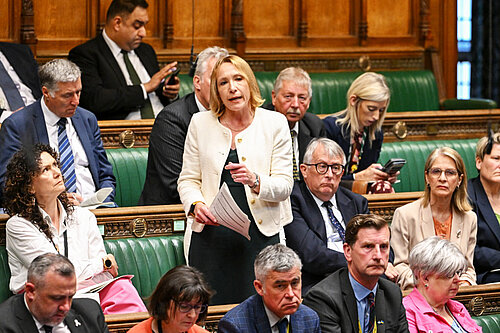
[
  {"x1": 336, "y1": 72, "x2": 390, "y2": 142},
  {"x1": 422, "y1": 147, "x2": 471, "y2": 213},
  {"x1": 209, "y1": 55, "x2": 264, "y2": 117}
]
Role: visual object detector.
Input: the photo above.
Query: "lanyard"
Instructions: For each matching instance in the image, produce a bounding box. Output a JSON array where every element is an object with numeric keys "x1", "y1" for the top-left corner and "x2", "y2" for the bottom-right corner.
[{"x1": 49, "y1": 221, "x2": 69, "y2": 258}]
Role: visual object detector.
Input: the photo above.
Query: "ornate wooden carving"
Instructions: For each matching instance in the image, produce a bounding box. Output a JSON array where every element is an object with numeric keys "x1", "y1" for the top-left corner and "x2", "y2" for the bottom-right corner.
[
  {"x1": 419, "y1": 0, "x2": 432, "y2": 47},
  {"x1": 358, "y1": 0, "x2": 368, "y2": 46},
  {"x1": 297, "y1": 0, "x2": 308, "y2": 47},
  {"x1": 21, "y1": 0, "x2": 37, "y2": 48},
  {"x1": 163, "y1": 0, "x2": 174, "y2": 48},
  {"x1": 230, "y1": 0, "x2": 246, "y2": 56}
]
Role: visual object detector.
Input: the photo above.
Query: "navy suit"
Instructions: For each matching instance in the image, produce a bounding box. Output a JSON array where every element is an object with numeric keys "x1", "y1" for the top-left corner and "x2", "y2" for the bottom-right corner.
[
  {"x1": 0, "y1": 100, "x2": 115, "y2": 203},
  {"x1": 468, "y1": 176, "x2": 500, "y2": 283},
  {"x1": 285, "y1": 181, "x2": 368, "y2": 292},
  {"x1": 68, "y1": 34, "x2": 171, "y2": 120},
  {"x1": 323, "y1": 115, "x2": 383, "y2": 181},
  {"x1": 218, "y1": 294, "x2": 320, "y2": 333},
  {"x1": 303, "y1": 267, "x2": 408, "y2": 333},
  {"x1": 0, "y1": 294, "x2": 109, "y2": 333}
]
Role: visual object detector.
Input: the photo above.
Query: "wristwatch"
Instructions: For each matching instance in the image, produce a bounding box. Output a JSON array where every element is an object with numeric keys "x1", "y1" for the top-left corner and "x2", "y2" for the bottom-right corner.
[
  {"x1": 249, "y1": 173, "x2": 260, "y2": 189},
  {"x1": 103, "y1": 257, "x2": 112, "y2": 270}
]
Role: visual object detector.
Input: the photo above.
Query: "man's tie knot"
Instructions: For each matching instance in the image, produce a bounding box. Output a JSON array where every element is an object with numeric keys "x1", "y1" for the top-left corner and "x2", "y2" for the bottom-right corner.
[
  {"x1": 277, "y1": 317, "x2": 288, "y2": 333},
  {"x1": 57, "y1": 117, "x2": 67, "y2": 128},
  {"x1": 42, "y1": 325, "x2": 53, "y2": 333}
]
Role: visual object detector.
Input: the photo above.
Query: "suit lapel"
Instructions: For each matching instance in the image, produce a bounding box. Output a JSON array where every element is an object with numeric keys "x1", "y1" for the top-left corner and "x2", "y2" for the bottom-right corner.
[
  {"x1": 298, "y1": 120, "x2": 312, "y2": 163},
  {"x1": 374, "y1": 288, "x2": 386, "y2": 333},
  {"x1": 33, "y1": 101, "x2": 50, "y2": 144},
  {"x1": 13, "y1": 295, "x2": 39, "y2": 333},
  {"x1": 336, "y1": 188, "x2": 356, "y2": 226},
  {"x1": 300, "y1": 182, "x2": 328, "y2": 241},
  {"x1": 96, "y1": 34, "x2": 128, "y2": 86},
  {"x1": 254, "y1": 296, "x2": 273, "y2": 333},
  {"x1": 135, "y1": 44, "x2": 157, "y2": 78},
  {"x1": 420, "y1": 202, "x2": 435, "y2": 239},
  {"x1": 474, "y1": 178, "x2": 500, "y2": 243},
  {"x1": 65, "y1": 309, "x2": 88, "y2": 333},
  {"x1": 450, "y1": 208, "x2": 465, "y2": 246},
  {"x1": 71, "y1": 110, "x2": 97, "y2": 182},
  {"x1": 340, "y1": 269, "x2": 359, "y2": 332}
]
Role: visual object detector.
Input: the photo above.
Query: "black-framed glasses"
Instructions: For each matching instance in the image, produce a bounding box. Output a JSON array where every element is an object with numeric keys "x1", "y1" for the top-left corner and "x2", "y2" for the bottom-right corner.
[
  {"x1": 444, "y1": 269, "x2": 463, "y2": 279},
  {"x1": 305, "y1": 163, "x2": 344, "y2": 175},
  {"x1": 176, "y1": 302, "x2": 208, "y2": 314},
  {"x1": 427, "y1": 168, "x2": 460, "y2": 178}
]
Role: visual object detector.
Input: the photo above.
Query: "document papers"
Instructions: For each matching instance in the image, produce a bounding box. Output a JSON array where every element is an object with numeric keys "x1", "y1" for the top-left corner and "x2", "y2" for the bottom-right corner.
[
  {"x1": 80, "y1": 187, "x2": 114, "y2": 209},
  {"x1": 210, "y1": 183, "x2": 251, "y2": 240}
]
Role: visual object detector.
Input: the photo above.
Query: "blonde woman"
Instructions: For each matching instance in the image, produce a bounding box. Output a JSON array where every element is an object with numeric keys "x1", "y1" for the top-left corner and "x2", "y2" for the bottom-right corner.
[{"x1": 392, "y1": 147, "x2": 477, "y2": 290}]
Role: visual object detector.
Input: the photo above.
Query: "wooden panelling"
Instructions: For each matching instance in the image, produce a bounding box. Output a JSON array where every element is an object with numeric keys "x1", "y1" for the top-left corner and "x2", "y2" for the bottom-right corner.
[
  {"x1": 367, "y1": 0, "x2": 412, "y2": 37},
  {"x1": 0, "y1": 0, "x2": 20, "y2": 42}
]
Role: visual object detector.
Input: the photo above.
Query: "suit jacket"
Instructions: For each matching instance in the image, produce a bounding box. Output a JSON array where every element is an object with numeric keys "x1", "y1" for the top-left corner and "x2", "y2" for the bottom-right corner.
[
  {"x1": 323, "y1": 115, "x2": 383, "y2": 181},
  {"x1": 139, "y1": 92, "x2": 199, "y2": 205},
  {"x1": 0, "y1": 100, "x2": 116, "y2": 203},
  {"x1": 0, "y1": 294, "x2": 109, "y2": 333},
  {"x1": 68, "y1": 34, "x2": 170, "y2": 120},
  {"x1": 218, "y1": 294, "x2": 320, "y2": 333},
  {"x1": 391, "y1": 198, "x2": 477, "y2": 289},
  {"x1": 0, "y1": 42, "x2": 42, "y2": 101},
  {"x1": 262, "y1": 102, "x2": 326, "y2": 164},
  {"x1": 285, "y1": 181, "x2": 368, "y2": 291},
  {"x1": 178, "y1": 108, "x2": 293, "y2": 237},
  {"x1": 468, "y1": 176, "x2": 500, "y2": 283},
  {"x1": 303, "y1": 267, "x2": 408, "y2": 333}
]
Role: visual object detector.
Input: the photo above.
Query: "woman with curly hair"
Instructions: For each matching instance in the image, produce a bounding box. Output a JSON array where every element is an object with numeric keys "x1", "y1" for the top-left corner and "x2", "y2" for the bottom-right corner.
[{"x1": 4, "y1": 144, "x2": 146, "y2": 314}]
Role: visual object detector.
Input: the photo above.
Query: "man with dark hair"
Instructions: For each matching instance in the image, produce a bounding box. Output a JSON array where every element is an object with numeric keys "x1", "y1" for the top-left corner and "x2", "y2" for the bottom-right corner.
[
  {"x1": 69, "y1": 0, "x2": 180, "y2": 120},
  {"x1": 139, "y1": 46, "x2": 228, "y2": 205},
  {"x1": 303, "y1": 214, "x2": 408, "y2": 333},
  {"x1": 218, "y1": 244, "x2": 320, "y2": 333},
  {"x1": 0, "y1": 253, "x2": 109, "y2": 332}
]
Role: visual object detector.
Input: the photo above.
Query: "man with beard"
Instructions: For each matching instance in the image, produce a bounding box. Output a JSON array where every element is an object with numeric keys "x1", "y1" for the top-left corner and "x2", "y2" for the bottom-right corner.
[
  {"x1": 303, "y1": 214, "x2": 408, "y2": 333},
  {"x1": 264, "y1": 67, "x2": 325, "y2": 181},
  {"x1": 0, "y1": 253, "x2": 109, "y2": 332}
]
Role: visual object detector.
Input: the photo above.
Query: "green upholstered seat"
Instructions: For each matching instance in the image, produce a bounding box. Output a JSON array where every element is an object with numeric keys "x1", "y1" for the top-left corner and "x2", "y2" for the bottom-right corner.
[
  {"x1": 474, "y1": 314, "x2": 500, "y2": 333},
  {"x1": 106, "y1": 148, "x2": 148, "y2": 207},
  {"x1": 0, "y1": 246, "x2": 12, "y2": 303},
  {"x1": 378, "y1": 139, "x2": 479, "y2": 193}
]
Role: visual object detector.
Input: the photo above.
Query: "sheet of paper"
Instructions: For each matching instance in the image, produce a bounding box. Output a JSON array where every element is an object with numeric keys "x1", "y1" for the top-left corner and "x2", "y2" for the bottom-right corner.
[
  {"x1": 210, "y1": 183, "x2": 251, "y2": 240},
  {"x1": 77, "y1": 274, "x2": 134, "y2": 294},
  {"x1": 80, "y1": 187, "x2": 114, "y2": 209}
]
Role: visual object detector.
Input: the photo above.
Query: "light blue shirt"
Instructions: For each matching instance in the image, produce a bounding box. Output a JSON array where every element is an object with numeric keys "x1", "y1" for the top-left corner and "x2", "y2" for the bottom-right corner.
[{"x1": 349, "y1": 272, "x2": 378, "y2": 333}]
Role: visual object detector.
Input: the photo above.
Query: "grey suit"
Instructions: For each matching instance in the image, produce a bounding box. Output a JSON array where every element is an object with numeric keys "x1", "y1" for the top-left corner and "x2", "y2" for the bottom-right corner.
[
  {"x1": 0, "y1": 294, "x2": 109, "y2": 333},
  {"x1": 303, "y1": 267, "x2": 408, "y2": 333}
]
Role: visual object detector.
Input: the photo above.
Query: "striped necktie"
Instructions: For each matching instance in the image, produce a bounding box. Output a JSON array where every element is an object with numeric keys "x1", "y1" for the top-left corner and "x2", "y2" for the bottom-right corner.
[
  {"x1": 121, "y1": 50, "x2": 154, "y2": 119},
  {"x1": 322, "y1": 201, "x2": 345, "y2": 241},
  {"x1": 290, "y1": 130, "x2": 300, "y2": 181},
  {"x1": 0, "y1": 60, "x2": 25, "y2": 110},
  {"x1": 367, "y1": 292, "x2": 375, "y2": 333},
  {"x1": 57, "y1": 118, "x2": 77, "y2": 193}
]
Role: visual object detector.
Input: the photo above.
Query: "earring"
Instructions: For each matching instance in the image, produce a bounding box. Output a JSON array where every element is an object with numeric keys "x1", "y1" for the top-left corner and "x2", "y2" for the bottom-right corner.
[{"x1": 424, "y1": 283, "x2": 428, "y2": 288}]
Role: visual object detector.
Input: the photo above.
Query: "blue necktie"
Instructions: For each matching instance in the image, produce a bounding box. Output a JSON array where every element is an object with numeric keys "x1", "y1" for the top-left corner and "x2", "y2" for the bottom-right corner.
[
  {"x1": 57, "y1": 118, "x2": 77, "y2": 193},
  {"x1": 323, "y1": 201, "x2": 345, "y2": 242},
  {"x1": 0, "y1": 60, "x2": 25, "y2": 111},
  {"x1": 367, "y1": 292, "x2": 375, "y2": 333},
  {"x1": 277, "y1": 318, "x2": 288, "y2": 333}
]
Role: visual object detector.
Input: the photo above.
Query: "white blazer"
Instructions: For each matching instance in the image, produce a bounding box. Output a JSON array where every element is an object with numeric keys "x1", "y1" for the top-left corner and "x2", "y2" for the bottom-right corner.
[{"x1": 178, "y1": 107, "x2": 293, "y2": 239}]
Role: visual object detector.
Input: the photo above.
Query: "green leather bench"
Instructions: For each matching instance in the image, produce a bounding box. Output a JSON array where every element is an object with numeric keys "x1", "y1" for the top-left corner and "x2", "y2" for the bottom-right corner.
[
  {"x1": 0, "y1": 235, "x2": 185, "y2": 304},
  {"x1": 178, "y1": 71, "x2": 496, "y2": 115},
  {"x1": 378, "y1": 139, "x2": 479, "y2": 193},
  {"x1": 474, "y1": 314, "x2": 500, "y2": 332}
]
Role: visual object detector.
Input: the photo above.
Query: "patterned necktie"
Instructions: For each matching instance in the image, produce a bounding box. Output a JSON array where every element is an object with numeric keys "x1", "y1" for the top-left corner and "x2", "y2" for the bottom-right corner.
[
  {"x1": 121, "y1": 50, "x2": 154, "y2": 119},
  {"x1": 290, "y1": 130, "x2": 300, "y2": 181},
  {"x1": 0, "y1": 60, "x2": 25, "y2": 110},
  {"x1": 57, "y1": 118, "x2": 77, "y2": 193},
  {"x1": 367, "y1": 292, "x2": 375, "y2": 333},
  {"x1": 277, "y1": 317, "x2": 288, "y2": 333},
  {"x1": 322, "y1": 201, "x2": 345, "y2": 241},
  {"x1": 42, "y1": 325, "x2": 53, "y2": 333},
  {"x1": 348, "y1": 131, "x2": 363, "y2": 174}
]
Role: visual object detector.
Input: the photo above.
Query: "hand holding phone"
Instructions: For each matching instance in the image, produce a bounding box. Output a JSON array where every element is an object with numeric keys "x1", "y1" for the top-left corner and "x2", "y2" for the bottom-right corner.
[
  {"x1": 165, "y1": 67, "x2": 180, "y2": 86},
  {"x1": 382, "y1": 158, "x2": 406, "y2": 175}
]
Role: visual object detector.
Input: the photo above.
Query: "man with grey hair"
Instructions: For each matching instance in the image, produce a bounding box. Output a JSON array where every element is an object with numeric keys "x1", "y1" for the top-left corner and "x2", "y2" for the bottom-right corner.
[
  {"x1": 139, "y1": 46, "x2": 228, "y2": 205},
  {"x1": 284, "y1": 137, "x2": 369, "y2": 292},
  {"x1": 264, "y1": 67, "x2": 325, "y2": 181},
  {"x1": 218, "y1": 244, "x2": 320, "y2": 333},
  {"x1": 0, "y1": 253, "x2": 109, "y2": 332},
  {"x1": 0, "y1": 58, "x2": 115, "y2": 206}
]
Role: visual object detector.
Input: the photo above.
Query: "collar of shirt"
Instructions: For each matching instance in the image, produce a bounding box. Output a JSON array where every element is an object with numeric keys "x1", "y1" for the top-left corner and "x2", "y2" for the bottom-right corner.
[
  {"x1": 194, "y1": 93, "x2": 209, "y2": 112},
  {"x1": 38, "y1": 200, "x2": 69, "y2": 235},
  {"x1": 23, "y1": 294, "x2": 70, "y2": 333},
  {"x1": 263, "y1": 302, "x2": 290, "y2": 333},
  {"x1": 41, "y1": 97, "x2": 69, "y2": 128},
  {"x1": 102, "y1": 29, "x2": 132, "y2": 59},
  {"x1": 291, "y1": 121, "x2": 299, "y2": 136},
  {"x1": 349, "y1": 271, "x2": 378, "y2": 333}
]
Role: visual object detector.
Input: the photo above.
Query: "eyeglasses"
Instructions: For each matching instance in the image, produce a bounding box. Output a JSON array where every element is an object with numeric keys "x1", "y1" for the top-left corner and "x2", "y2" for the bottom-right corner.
[
  {"x1": 427, "y1": 168, "x2": 460, "y2": 178},
  {"x1": 444, "y1": 270, "x2": 463, "y2": 279},
  {"x1": 305, "y1": 163, "x2": 344, "y2": 175},
  {"x1": 176, "y1": 302, "x2": 208, "y2": 314}
]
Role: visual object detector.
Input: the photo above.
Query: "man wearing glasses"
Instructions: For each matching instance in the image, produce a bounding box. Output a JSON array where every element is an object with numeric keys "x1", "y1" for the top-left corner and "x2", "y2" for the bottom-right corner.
[{"x1": 284, "y1": 137, "x2": 369, "y2": 293}]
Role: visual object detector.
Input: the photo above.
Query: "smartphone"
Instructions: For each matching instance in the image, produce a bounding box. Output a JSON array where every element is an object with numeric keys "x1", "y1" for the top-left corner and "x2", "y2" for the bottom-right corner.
[
  {"x1": 382, "y1": 158, "x2": 406, "y2": 174},
  {"x1": 165, "y1": 67, "x2": 181, "y2": 86}
]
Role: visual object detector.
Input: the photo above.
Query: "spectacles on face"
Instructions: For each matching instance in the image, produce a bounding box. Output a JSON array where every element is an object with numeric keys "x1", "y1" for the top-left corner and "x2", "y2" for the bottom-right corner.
[
  {"x1": 427, "y1": 168, "x2": 460, "y2": 178},
  {"x1": 444, "y1": 270, "x2": 463, "y2": 279},
  {"x1": 176, "y1": 302, "x2": 208, "y2": 314},
  {"x1": 305, "y1": 163, "x2": 344, "y2": 175}
]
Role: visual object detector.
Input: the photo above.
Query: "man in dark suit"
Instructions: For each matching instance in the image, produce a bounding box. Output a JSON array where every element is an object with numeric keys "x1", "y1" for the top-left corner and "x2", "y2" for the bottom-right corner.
[
  {"x1": 303, "y1": 214, "x2": 408, "y2": 333},
  {"x1": 139, "y1": 46, "x2": 228, "y2": 205},
  {"x1": 0, "y1": 42, "x2": 42, "y2": 121},
  {"x1": 68, "y1": 0, "x2": 180, "y2": 120},
  {"x1": 263, "y1": 67, "x2": 325, "y2": 181},
  {"x1": 0, "y1": 253, "x2": 109, "y2": 332},
  {"x1": 285, "y1": 137, "x2": 369, "y2": 292},
  {"x1": 0, "y1": 59, "x2": 115, "y2": 205},
  {"x1": 218, "y1": 244, "x2": 320, "y2": 333}
]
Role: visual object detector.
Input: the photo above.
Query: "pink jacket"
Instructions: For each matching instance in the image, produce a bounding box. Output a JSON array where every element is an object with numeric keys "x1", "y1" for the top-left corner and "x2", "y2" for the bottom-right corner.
[{"x1": 403, "y1": 288, "x2": 481, "y2": 333}]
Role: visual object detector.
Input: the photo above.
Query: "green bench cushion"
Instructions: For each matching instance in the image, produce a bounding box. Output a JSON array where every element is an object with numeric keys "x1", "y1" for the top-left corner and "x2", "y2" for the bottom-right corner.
[
  {"x1": 378, "y1": 139, "x2": 479, "y2": 192},
  {"x1": 104, "y1": 235, "x2": 185, "y2": 299},
  {"x1": 474, "y1": 314, "x2": 500, "y2": 333}
]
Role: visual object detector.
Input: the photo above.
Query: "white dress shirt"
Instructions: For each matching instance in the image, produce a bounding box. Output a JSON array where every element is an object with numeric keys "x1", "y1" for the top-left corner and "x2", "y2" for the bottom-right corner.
[
  {"x1": 41, "y1": 98, "x2": 96, "y2": 200},
  {"x1": 264, "y1": 303, "x2": 290, "y2": 333},
  {"x1": 102, "y1": 30, "x2": 164, "y2": 119},
  {"x1": 309, "y1": 190, "x2": 346, "y2": 253},
  {"x1": 24, "y1": 296, "x2": 72, "y2": 333}
]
